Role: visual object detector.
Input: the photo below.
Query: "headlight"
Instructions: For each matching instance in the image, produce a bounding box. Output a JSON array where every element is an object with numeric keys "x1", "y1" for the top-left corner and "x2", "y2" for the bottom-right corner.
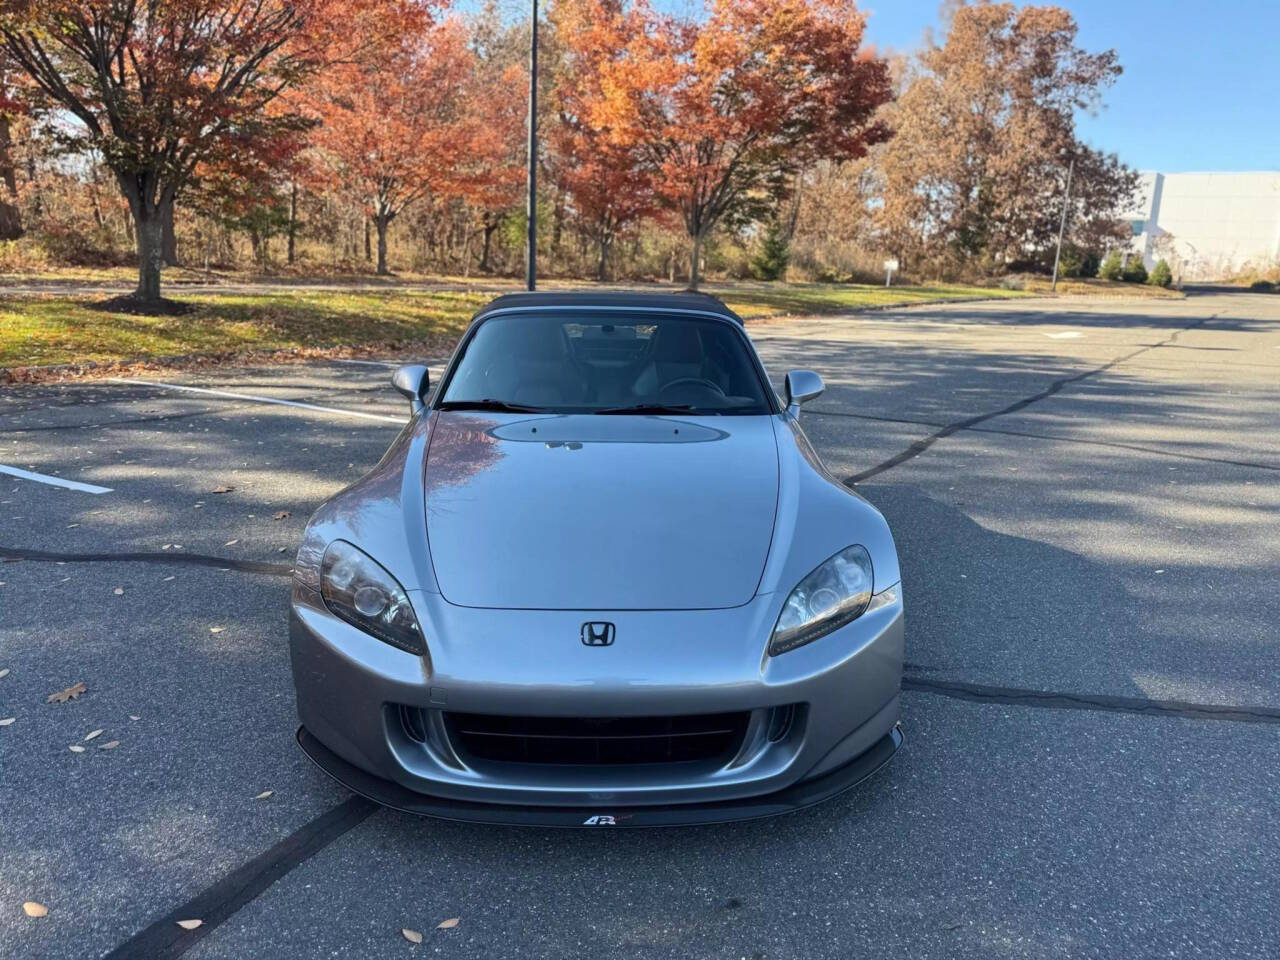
[
  {"x1": 770, "y1": 545, "x2": 874, "y2": 655},
  {"x1": 320, "y1": 540, "x2": 425, "y2": 655}
]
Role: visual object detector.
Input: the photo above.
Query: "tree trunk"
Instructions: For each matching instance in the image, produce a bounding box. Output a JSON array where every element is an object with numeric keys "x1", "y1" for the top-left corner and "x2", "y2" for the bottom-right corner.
[
  {"x1": 161, "y1": 198, "x2": 179, "y2": 266},
  {"x1": 133, "y1": 212, "x2": 163, "y2": 302},
  {"x1": 597, "y1": 234, "x2": 611, "y2": 282},
  {"x1": 364, "y1": 216, "x2": 372, "y2": 262},
  {"x1": 375, "y1": 215, "x2": 390, "y2": 275},
  {"x1": 0, "y1": 114, "x2": 21, "y2": 241},
  {"x1": 687, "y1": 232, "x2": 703, "y2": 291},
  {"x1": 480, "y1": 221, "x2": 497, "y2": 273},
  {"x1": 287, "y1": 182, "x2": 298, "y2": 264}
]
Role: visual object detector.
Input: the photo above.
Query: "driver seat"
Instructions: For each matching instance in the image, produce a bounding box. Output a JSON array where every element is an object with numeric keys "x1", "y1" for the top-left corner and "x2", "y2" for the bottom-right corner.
[{"x1": 633, "y1": 322, "x2": 706, "y2": 397}]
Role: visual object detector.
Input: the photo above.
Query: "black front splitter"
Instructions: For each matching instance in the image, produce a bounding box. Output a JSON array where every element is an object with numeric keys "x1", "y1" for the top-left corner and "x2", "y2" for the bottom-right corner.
[{"x1": 296, "y1": 724, "x2": 902, "y2": 828}]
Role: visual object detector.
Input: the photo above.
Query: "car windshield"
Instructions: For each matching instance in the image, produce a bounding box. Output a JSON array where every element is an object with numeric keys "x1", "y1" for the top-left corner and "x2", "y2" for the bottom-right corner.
[{"x1": 437, "y1": 312, "x2": 773, "y2": 415}]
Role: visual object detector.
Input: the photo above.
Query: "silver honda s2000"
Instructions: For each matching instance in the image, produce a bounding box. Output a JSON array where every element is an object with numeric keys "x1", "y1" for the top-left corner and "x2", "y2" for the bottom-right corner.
[{"x1": 290, "y1": 291, "x2": 903, "y2": 826}]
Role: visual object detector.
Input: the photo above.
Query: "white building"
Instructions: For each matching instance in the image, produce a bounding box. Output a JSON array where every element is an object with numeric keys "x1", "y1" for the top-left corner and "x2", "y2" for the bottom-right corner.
[{"x1": 1128, "y1": 171, "x2": 1280, "y2": 280}]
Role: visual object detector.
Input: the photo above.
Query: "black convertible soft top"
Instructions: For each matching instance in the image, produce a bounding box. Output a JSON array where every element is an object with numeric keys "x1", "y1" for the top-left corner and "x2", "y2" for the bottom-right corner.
[{"x1": 472, "y1": 290, "x2": 744, "y2": 325}]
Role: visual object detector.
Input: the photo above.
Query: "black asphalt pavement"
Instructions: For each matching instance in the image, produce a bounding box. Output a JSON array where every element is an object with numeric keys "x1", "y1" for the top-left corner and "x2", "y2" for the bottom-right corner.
[{"x1": 1, "y1": 292, "x2": 1278, "y2": 959}]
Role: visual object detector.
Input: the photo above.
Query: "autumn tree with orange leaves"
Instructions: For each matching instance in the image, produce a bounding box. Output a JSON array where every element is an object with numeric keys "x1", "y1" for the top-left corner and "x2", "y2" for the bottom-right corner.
[
  {"x1": 565, "y1": 0, "x2": 892, "y2": 288},
  {"x1": 550, "y1": 0, "x2": 657, "y2": 281},
  {"x1": 311, "y1": 9, "x2": 520, "y2": 277},
  {"x1": 0, "y1": 0, "x2": 374, "y2": 304}
]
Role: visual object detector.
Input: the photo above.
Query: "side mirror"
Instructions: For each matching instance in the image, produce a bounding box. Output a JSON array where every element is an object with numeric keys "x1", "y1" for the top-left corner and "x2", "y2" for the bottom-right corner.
[
  {"x1": 784, "y1": 370, "x2": 823, "y2": 415},
  {"x1": 391, "y1": 364, "x2": 430, "y2": 415}
]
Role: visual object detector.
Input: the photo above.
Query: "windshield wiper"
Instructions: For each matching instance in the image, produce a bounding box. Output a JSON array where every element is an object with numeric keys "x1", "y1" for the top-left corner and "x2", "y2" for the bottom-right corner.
[
  {"x1": 593, "y1": 403, "x2": 699, "y2": 415},
  {"x1": 436, "y1": 398, "x2": 546, "y2": 413}
]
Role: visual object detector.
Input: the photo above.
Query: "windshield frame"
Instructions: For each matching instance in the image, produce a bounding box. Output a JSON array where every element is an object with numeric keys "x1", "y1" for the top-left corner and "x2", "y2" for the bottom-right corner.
[{"x1": 430, "y1": 306, "x2": 782, "y2": 417}]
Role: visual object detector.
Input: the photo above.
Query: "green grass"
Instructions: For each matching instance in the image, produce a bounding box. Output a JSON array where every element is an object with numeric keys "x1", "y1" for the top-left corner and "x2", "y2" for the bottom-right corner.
[
  {"x1": 707, "y1": 281, "x2": 1028, "y2": 319},
  {"x1": 0, "y1": 280, "x2": 1027, "y2": 370},
  {"x1": 0, "y1": 290, "x2": 487, "y2": 368}
]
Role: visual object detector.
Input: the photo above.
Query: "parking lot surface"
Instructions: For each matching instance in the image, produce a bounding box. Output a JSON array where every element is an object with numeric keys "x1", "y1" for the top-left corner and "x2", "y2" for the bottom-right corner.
[{"x1": 2, "y1": 291, "x2": 1278, "y2": 959}]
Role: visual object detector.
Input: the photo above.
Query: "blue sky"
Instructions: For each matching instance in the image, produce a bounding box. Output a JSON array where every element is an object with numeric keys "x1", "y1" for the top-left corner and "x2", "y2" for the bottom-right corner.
[{"x1": 484, "y1": 0, "x2": 1278, "y2": 173}]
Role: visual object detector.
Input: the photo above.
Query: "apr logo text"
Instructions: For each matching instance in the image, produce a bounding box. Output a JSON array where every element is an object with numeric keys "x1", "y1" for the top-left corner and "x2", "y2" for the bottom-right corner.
[{"x1": 583, "y1": 814, "x2": 632, "y2": 826}]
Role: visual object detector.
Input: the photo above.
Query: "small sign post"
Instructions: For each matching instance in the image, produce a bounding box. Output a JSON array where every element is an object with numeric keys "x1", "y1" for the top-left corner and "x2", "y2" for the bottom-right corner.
[{"x1": 884, "y1": 258, "x2": 899, "y2": 287}]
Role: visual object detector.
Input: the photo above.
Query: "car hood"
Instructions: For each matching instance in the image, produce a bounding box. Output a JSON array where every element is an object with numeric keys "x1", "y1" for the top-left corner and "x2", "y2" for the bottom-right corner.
[{"x1": 424, "y1": 412, "x2": 779, "y2": 610}]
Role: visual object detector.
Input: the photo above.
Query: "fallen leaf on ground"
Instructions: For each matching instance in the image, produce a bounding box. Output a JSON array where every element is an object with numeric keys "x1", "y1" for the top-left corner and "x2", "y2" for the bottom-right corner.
[
  {"x1": 162, "y1": 576, "x2": 175, "y2": 582},
  {"x1": 176, "y1": 919, "x2": 202, "y2": 930},
  {"x1": 253, "y1": 790, "x2": 273, "y2": 800},
  {"x1": 209, "y1": 626, "x2": 224, "y2": 634},
  {"x1": 113, "y1": 587, "x2": 124, "y2": 595},
  {"x1": 401, "y1": 929, "x2": 423, "y2": 944},
  {"x1": 47, "y1": 682, "x2": 87, "y2": 704},
  {"x1": 0, "y1": 717, "x2": 14, "y2": 726},
  {"x1": 129, "y1": 715, "x2": 140, "y2": 721},
  {"x1": 0, "y1": 669, "x2": 8, "y2": 678},
  {"x1": 437, "y1": 918, "x2": 459, "y2": 930},
  {"x1": 69, "y1": 745, "x2": 85, "y2": 753},
  {"x1": 272, "y1": 511, "x2": 291, "y2": 520},
  {"x1": 99, "y1": 740, "x2": 120, "y2": 749},
  {"x1": 84, "y1": 728, "x2": 104, "y2": 741},
  {"x1": 223, "y1": 539, "x2": 239, "y2": 546},
  {"x1": 22, "y1": 902, "x2": 48, "y2": 918},
  {"x1": 212, "y1": 486, "x2": 235, "y2": 494}
]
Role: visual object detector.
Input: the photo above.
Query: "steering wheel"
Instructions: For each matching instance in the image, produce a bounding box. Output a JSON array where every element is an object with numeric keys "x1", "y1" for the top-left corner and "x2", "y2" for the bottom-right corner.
[{"x1": 659, "y1": 377, "x2": 726, "y2": 400}]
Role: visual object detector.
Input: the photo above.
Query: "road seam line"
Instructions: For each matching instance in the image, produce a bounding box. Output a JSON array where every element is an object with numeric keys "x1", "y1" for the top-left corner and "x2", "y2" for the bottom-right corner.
[
  {"x1": 0, "y1": 545, "x2": 292, "y2": 577},
  {"x1": 904, "y1": 676, "x2": 1280, "y2": 725},
  {"x1": 101, "y1": 797, "x2": 377, "y2": 960},
  {"x1": 845, "y1": 313, "x2": 1218, "y2": 483}
]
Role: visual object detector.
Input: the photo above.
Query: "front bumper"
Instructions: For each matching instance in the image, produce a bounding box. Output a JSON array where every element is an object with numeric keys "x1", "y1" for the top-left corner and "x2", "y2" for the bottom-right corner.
[
  {"x1": 290, "y1": 582, "x2": 903, "y2": 820},
  {"x1": 298, "y1": 722, "x2": 902, "y2": 827}
]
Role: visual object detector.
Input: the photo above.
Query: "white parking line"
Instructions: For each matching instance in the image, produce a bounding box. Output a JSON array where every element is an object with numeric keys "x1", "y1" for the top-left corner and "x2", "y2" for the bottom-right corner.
[
  {"x1": 331, "y1": 358, "x2": 399, "y2": 368},
  {"x1": 108, "y1": 378, "x2": 404, "y2": 424},
  {"x1": 0, "y1": 464, "x2": 113, "y2": 494}
]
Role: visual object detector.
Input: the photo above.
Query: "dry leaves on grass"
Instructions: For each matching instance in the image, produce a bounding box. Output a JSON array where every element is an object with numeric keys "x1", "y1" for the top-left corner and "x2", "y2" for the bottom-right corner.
[
  {"x1": 47, "y1": 682, "x2": 87, "y2": 703},
  {"x1": 212, "y1": 485, "x2": 235, "y2": 494},
  {"x1": 401, "y1": 929, "x2": 423, "y2": 944},
  {"x1": 437, "y1": 917, "x2": 460, "y2": 930},
  {"x1": 176, "y1": 919, "x2": 202, "y2": 930},
  {"x1": 272, "y1": 511, "x2": 291, "y2": 520},
  {"x1": 22, "y1": 902, "x2": 48, "y2": 918}
]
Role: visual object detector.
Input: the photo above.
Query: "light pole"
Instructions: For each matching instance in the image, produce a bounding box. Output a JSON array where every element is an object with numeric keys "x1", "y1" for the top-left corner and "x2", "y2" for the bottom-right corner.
[
  {"x1": 525, "y1": 0, "x2": 538, "y2": 291},
  {"x1": 1050, "y1": 155, "x2": 1075, "y2": 293}
]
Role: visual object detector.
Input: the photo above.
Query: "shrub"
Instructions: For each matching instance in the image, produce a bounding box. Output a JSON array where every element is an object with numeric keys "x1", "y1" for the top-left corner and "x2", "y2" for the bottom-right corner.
[
  {"x1": 1123, "y1": 255, "x2": 1148, "y2": 284},
  {"x1": 1249, "y1": 279, "x2": 1275, "y2": 293},
  {"x1": 1098, "y1": 249, "x2": 1124, "y2": 280},
  {"x1": 749, "y1": 218, "x2": 791, "y2": 281},
  {"x1": 1148, "y1": 259, "x2": 1173, "y2": 288}
]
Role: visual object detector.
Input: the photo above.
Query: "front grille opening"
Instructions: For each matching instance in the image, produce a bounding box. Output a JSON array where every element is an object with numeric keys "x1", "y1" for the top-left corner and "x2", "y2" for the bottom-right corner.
[
  {"x1": 445, "y1": 711, "x2": 750, "y2": 766},
  {"x1": 399, "y1": 704, "x2": 429, "y2": 744}
]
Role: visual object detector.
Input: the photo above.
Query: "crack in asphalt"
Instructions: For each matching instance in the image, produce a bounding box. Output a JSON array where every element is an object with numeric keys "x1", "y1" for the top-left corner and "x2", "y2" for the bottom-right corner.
[
  {"x1": 903, "y1": 676, "x2": 1280, "y2": 725},
  {"x1": 0, "y1": 404, "x2": 266, "y2": 434},
  {"x1": 844, "y1": 313, "x2": 1218, "y2": 483},
  {"x1": 0, "y1": 544, "x2": 293, "y2": 577},
  {"x1": 809, "y1": 407, "x2": 1280, "y2": 473}
]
